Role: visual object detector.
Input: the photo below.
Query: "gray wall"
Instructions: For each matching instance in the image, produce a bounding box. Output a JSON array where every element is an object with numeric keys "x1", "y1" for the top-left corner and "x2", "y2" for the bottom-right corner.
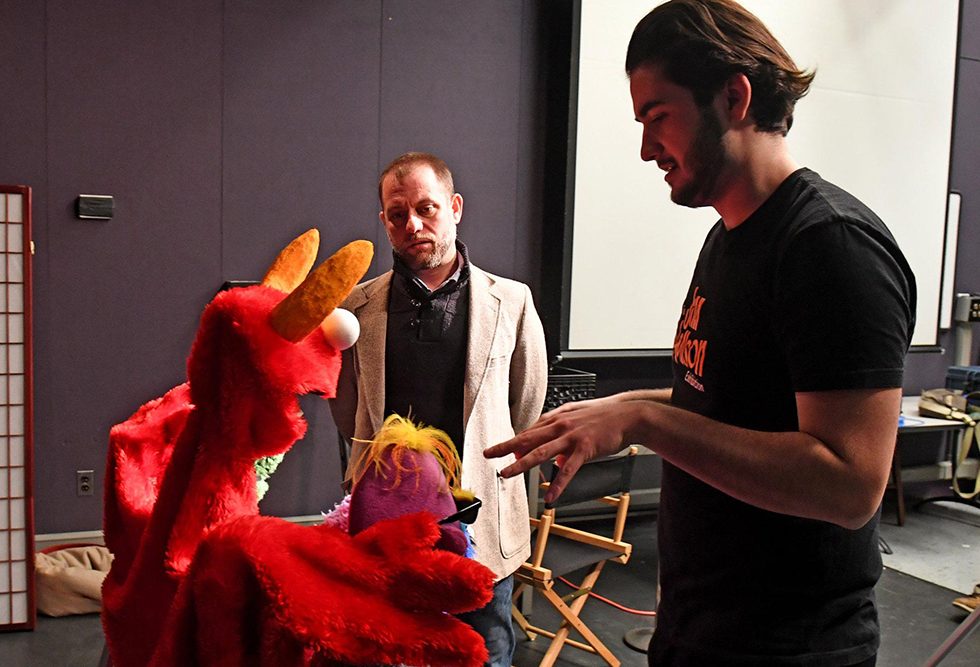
[
  {"x1": 1, "y1": 0, "x2": 978, "y2": 535},
  {"x1": 1, "y1": 0, "x2": 545, "y2": 533}
]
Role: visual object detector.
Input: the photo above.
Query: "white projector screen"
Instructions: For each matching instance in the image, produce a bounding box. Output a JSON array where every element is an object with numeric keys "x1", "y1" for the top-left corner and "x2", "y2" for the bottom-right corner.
[{"x1": 565, "y1": 0, "x2": 959, "y2": 353}]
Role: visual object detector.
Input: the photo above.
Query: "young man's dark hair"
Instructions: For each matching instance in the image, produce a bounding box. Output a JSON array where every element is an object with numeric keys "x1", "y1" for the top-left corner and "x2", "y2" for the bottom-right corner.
[{"x1": 626, "y1": 0, "x2": 815, "y2": 135}]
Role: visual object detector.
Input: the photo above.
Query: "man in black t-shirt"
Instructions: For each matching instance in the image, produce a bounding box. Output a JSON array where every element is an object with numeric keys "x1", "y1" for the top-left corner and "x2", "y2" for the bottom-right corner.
[{"x1": 486, "y1": 1, "x2": 915, "y2": 665}]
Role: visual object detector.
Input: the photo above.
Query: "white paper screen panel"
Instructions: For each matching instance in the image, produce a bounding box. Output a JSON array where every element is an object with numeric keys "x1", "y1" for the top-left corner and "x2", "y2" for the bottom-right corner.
[
  {"x1": 567, "y1": 0, "x2": 958, "y2": 352},
  {"x1": 0, "y1": 186, "x2": 33, "y2": 631}
]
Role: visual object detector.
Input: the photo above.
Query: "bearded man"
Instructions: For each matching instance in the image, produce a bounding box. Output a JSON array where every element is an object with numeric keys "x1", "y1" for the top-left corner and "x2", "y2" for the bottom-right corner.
[{"x1": 330, "y1": 152, "x2": 548, "y2": 667}]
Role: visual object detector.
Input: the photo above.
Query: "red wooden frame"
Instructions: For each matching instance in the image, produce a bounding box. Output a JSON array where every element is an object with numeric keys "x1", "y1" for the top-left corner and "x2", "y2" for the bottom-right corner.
[{"x1": 0, "y1": 184, "x2": 35, "y2": 632}]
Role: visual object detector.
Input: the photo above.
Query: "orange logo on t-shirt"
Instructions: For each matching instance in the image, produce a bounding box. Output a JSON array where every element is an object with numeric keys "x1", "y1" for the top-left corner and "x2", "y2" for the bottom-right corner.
[{"x1": 674, "y1": 287, "x2": 707, "y2": 387}]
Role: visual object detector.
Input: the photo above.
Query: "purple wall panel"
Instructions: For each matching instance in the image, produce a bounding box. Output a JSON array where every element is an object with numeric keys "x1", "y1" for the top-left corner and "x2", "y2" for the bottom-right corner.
[
  {"x1": 0, "y1": 1, "x2": 47, "y2": 188},
  {"x1": 1, "y1": 0, "x2": 545, "y2": 532},
  {"x1": 514, "y1": 2, "x2": 548, "y2": 293},
  {"x1": 0, "y1": 3, "x2": 50, "y2": 548},
  {"x1": 963, "y1": 0, "x2": 980, "y2": 61},
  {"x1": 220, "y1": 1, "x2": 383, "y2": 518},
  {"x1": 221, "y1": 1, "x2": 383, "y2": 278},
  {"x1": 39, "y1": 1, "x2": 224, "y2": 532},
  {"x1": 377, "y1": 0, "x2": 530, "y2": 282},
  {"x1": 950, "y1": 58, "x2": 980, "y2": 304}
]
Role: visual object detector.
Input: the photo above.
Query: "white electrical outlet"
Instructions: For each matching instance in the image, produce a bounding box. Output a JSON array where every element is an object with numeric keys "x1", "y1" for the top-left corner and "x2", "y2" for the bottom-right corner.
[{"x1": 76, "y1": 469, "x2": 95, "y2": 496}]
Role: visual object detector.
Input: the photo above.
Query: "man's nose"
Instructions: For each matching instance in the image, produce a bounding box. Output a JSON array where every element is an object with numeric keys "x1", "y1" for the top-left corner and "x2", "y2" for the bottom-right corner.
[
  {"x1": 640, "y1": 127, "x2": 659, "y2": 162},
  {"x1": 405, "y1": 214, "x2": 423, "y2": 234}
]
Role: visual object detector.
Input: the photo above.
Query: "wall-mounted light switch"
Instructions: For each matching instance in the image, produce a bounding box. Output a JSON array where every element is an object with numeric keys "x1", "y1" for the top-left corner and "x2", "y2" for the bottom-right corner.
[{"x1": 76, "y1": 194, "x2": 114, "y2": 220}]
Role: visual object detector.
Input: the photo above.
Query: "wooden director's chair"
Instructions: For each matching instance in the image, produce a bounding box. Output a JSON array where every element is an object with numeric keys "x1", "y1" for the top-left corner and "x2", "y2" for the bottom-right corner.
[{"x1": 512, "y1": 446, "x2": 638, "y2": 667}]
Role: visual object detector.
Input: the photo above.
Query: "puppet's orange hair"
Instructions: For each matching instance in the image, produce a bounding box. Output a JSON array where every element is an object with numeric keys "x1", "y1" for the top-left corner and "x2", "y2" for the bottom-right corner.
[{"x1": 347, "y1": 414, "x2": 473, "y2": 501}]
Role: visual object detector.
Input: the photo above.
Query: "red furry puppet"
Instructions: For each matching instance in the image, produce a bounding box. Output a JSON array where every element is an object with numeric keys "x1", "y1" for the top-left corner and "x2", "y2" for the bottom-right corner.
[{"x1": 102, "y1": 230, "x2": 495, "y2": 667}]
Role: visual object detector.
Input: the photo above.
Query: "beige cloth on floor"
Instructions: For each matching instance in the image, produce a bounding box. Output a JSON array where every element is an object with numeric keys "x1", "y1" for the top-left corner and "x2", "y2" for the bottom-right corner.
[{"x1": 34, "y1": 545, "x2": 114, "y2": 616}]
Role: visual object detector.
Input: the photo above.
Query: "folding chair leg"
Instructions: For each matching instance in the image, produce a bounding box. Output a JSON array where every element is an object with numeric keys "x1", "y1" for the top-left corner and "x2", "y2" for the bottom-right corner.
[
  {"x1": 560, "y1": 565, "x2": 615, "y2": 665},
  {"x1": 511, "y1": 581, "x2": 539, "y2": 640},
  {"x1": 923, "y1": 603, "x2": 980, "y2": 666},
  {"x1": 511, "y1": 579, "x2": 527, "y2": 606},
  {"x1": 538, "y1": 586, "x2": 619, "y2": 667},
  {"x1": 511, "y1": 602, "x2": 537, "y2": 641},
  {"x1": 548, "y1": 570, "x2": 600, "y2": 657},
  {"x1": 515, "y1": 564, "x2": 621, "y2": 667}
]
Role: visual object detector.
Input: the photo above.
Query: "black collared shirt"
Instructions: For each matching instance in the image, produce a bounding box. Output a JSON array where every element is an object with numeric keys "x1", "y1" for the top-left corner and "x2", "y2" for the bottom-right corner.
[{"x1": 384, "y1": 241, "x2": 471, "y2": 453}]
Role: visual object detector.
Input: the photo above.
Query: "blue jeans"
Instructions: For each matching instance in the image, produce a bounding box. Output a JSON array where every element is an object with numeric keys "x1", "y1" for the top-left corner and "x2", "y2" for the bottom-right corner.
[{"x1": 458, "y1": 574, "x2": 515, "y2": 667}]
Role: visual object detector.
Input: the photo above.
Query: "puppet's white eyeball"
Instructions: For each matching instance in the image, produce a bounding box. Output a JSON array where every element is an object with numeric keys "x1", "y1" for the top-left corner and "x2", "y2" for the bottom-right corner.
[{"x1": 320, "y1": 308, "x2": 359, "y2": 350}]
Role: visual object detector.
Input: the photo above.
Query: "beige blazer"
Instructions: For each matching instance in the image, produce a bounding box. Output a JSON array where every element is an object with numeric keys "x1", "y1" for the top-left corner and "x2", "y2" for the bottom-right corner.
[{"x1": 329, "y1": 265, "x2": 548, "y2": 579}]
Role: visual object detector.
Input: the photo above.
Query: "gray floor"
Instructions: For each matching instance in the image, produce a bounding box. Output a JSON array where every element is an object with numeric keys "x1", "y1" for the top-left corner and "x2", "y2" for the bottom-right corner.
[
  {"x1": 511, "y1": 503, "x2": 980, "y2": 667},
  {"x1": 879, "y1": 493, "x2": 980, "y2": 596},
  {"x1": 3, "y1": 497, "x2": 979, "y2": 666}
]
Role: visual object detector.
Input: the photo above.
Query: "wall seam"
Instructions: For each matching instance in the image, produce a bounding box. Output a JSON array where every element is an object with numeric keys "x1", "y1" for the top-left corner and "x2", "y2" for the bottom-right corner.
[
  {"x1": 220, "y1": 0, "x2": 226, "y2": 280},
  {"x1": 377, "y1": 2, "x2": 385, "y2": 190},
  {"x1": 514, "y1": 0, "x2": 528, "y2": 278}
]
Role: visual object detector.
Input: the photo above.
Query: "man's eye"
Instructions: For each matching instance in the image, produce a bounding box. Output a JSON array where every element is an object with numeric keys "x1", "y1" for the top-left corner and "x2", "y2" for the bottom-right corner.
[
  {"x1": 388, "y1": 211, "x2": 406, "y2": 223},
  {"x1": 419, "y1": 204, "x2": 437, "y2": 215}
]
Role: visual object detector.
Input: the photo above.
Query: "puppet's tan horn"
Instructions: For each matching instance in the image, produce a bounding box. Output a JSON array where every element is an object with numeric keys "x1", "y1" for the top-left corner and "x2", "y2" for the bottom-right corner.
[
  {"x1": 268, "y1": 240, "x2": 373, "y2": 342},
  {"x1": 261, "y1": 228, "x2": 320, "y2": 293}
]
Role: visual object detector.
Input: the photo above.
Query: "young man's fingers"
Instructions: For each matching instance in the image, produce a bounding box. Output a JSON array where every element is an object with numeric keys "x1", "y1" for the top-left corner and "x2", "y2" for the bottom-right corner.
[
  {"x1": 498, "y1": 440, "x2": 559, "y2": 478},
  {"x1": 485, "y1": 420, "x2": 556, "y2": 461}
]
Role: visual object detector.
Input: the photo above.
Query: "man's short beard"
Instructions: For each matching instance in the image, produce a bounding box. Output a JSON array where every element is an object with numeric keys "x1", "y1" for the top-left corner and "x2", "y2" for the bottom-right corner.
[
  {"x1": 671, "y1": 105, "x2": 726, "y2": 208},
  {"x1": 396, "y1": 235, "x2": 454, "y2": 270}
]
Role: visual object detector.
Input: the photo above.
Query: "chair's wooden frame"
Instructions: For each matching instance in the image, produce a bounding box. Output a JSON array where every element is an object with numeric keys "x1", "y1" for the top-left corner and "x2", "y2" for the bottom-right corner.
[{"x1": 511, "y1": 447, "x2": 637, "y2": 667}]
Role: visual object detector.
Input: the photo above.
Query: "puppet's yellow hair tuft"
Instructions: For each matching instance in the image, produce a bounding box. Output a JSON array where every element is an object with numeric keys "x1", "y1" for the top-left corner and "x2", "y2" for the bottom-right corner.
[{"x1": 346, "y1": 414, "x2": 462, "y2": 492}]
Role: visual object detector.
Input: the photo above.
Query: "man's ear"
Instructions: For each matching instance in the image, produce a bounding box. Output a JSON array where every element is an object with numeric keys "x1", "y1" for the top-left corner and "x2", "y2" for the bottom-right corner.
[
  {"x1": 451, "y1": 193, "x2": 463, "y2": 224},
  {"x1": 723, "y1": 73, "x2": 752, "y2": 123},
  {"x1": 378, "y1": 210, "x2": 386, "y2": 225}
]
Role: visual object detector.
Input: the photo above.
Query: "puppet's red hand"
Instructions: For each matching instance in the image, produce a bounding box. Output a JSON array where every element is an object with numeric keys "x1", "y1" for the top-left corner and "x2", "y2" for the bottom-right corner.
[
  {"x1": 353, "y1": 511, "x2": 495, "y2": 614},
  {"x1": 152, "y1": 513, "x2": 494, "y2": 667}
]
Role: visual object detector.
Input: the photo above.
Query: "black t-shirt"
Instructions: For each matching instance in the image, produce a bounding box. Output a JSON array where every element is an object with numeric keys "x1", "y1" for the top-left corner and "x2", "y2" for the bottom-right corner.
[{"x1": 652, "y1": 169, "x2": 916, "y2": 665}]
